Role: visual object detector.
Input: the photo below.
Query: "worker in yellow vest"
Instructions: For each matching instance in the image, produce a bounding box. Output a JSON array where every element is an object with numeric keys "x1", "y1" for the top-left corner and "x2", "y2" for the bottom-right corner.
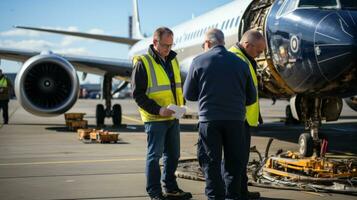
[
  {"x1": 0, "y1": 69, "x2": 13, "y2": 125},
  {"x1": 229, "y1": 30, "x2": 266, "y2": 200},
  {"x1": 131, "y1": 27, "x2": 192, "y2": 200}
]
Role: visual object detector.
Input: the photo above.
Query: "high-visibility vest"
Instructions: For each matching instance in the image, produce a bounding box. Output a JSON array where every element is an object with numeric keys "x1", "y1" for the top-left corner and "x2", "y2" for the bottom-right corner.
[
  {"x1": 133, "y1": 54, "x2": 184, "y2": 122},
  {"x1": 0, "y1": 76, "x2": 9, "y2": 100},
  {"x1": 229, "y1": 46, "x2": 259, "y2": 127},
  {"x1": 0, "y1": 77, "x2": 8, "y2": 88}
]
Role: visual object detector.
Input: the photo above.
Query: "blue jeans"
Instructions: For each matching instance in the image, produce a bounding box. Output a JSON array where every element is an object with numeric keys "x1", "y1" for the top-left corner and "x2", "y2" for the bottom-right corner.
[
  {"x1": 144, "y1": 119, "x2": 180, "y2": 197},
  {"x1": 198, "y1": 120, "x2": 245, "y2": 200}
]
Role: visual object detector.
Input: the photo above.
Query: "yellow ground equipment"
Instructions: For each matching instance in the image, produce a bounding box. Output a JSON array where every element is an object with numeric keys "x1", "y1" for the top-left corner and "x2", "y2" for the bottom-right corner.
[{"x1": 176, "y1": 138, "x2": 357, "y2": 195}]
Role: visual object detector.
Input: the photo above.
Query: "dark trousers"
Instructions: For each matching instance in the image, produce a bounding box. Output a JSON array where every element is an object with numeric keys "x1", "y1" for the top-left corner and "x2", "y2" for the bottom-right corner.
[
  {"x1": 0, "y1": 100, "x2": 9, "y2": 123},
  {"x1": 241, "y1": 121, "x2": 251, "y2": 197},
  {"x1": 198, "y1": 120, "x2": 245, "y2": 200}
]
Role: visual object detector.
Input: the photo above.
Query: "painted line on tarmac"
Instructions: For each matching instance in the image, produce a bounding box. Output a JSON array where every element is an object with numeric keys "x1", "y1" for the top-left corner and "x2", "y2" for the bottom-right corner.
[
  {"x1": 0, "y1": 156, "x2": 196, "y2": 166},
  {"x1": 122, "y1": 115, "x2": 143, "y2": 124}
]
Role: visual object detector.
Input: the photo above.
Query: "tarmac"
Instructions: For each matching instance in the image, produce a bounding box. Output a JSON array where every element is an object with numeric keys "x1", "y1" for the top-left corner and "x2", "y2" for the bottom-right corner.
[{"x1": 0, "y1": 99, "x2": 356, "y2": 200}]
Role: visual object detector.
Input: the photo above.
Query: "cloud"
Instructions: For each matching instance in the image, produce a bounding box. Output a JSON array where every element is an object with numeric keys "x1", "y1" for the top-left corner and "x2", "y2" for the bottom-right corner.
[
  {"x1": 0, "y1": 26, "x2": 106, "y2": 55},
  {"x1": 0, "y1": 29, "x2": 42, "y2": 37},
  {"x1": 88, "y1": 28, "x2": 105, "y2": 34},
  {"x1": 55, "y1": 47, "x2": 91, "y2": 55},
  {"x1": 0, "y1": 39, "x2": 55, "y2": 50}
]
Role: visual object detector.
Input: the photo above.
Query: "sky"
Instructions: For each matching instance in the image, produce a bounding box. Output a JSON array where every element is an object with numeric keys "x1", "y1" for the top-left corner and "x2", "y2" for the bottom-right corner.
[{"x1": 0, "y1": 0, "x2": 231, "y2": 83}]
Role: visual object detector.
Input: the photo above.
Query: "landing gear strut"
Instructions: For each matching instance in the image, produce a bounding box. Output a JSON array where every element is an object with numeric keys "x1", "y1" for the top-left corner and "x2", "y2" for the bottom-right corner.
[
  {"x1": 95, "y1": 74, "x2": 122, "y2": 127},
  {"x1": 299, "y1": 97, "x2": 334, "y2": 157}
]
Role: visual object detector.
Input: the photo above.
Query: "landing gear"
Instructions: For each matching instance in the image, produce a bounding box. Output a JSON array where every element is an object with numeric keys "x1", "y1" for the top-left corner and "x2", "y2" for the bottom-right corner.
[
  {"x1": 294, "y1": 96, "x2": 343, "y2": 157},
  {"x1": 112, "y1": 104, "x2": 122, "y2": 127},
  {"x1": 298, "y1": 97, "x2": 323, "y2": 157},
  {"x1": 95, "y1": 74, "x2": 123, "y2": 127},
  {"x1": 298, "y1": 133, "x2": 313, "y2": 157},
  {"x1": 96, "y1": 104, "x2": 105, "y2": 126}
]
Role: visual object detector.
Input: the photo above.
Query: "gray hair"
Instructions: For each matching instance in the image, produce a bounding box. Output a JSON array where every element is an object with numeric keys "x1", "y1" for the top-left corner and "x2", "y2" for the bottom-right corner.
[
  {"x1": 205, "y1": 28, "x2": 225, "y2": 46},
  {"x1": 240, "y1": 29, "x2": 264, "y2": 45},
  {"x1": 153, "y1": 27, "x2": 173, "y2": 41}
]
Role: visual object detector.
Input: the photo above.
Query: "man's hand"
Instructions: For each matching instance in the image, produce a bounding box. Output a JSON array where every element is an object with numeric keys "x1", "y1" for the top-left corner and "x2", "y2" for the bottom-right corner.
[{"x1": 159, "y1": 107, "x2": 175, "y2": 117}]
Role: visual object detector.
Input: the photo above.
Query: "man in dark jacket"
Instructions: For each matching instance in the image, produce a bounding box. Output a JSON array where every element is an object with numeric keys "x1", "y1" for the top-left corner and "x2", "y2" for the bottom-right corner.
[
  {"x1": 0, "y1": 69, "x2": 13, "y2": 124},
  {"x1": 183, "y1": 29, "x2": 256, "y2": 200}
]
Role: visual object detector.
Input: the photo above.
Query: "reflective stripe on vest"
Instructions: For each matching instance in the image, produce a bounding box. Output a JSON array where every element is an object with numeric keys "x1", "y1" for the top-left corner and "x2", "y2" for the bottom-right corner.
[
  {"x1": 0, "y1": 77, "x2": 8, "y2": 87},
  {"x1": 229, "y1": 46, "x2": 260, "y2": 127},
  {"x1": 133, "y1": 54, "x2": 184, "y2": 122}
]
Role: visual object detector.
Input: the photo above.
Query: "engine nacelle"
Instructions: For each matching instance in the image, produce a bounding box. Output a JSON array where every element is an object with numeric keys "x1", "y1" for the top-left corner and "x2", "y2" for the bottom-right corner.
[{"x1": 15, "y1": 53, "x2": 79, "y2": 116}]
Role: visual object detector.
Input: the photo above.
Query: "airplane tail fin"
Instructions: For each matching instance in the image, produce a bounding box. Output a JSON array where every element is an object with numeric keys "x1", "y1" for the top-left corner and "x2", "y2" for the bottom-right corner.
[{"x1": 132, "y1": 0, "x2": 144, "y2": 39}]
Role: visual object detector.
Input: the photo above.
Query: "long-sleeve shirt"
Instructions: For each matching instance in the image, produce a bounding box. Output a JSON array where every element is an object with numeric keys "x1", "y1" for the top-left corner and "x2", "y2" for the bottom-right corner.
[
  {"x1": 131, "y1": 45, "x2": 178, "y2": 115},
  {"x1": 183, "y1": 45, "x2": 256, "y2": 122}
]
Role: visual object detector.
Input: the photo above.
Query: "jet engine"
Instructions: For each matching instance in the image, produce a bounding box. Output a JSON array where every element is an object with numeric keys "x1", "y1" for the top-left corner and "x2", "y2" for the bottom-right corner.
[{"x1": 15, "y1": 53, "x2": 79, "y2": 116}]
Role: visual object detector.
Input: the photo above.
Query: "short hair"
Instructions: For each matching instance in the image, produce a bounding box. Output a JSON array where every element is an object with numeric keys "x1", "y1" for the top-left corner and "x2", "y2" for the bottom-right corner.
[
  {"x1": 153, "y1": 27, "x2": 173, "y2": 41},
  {"x1": 240, "y1": 29, "x2": 264, "y2": 45},
  {"x1": 205, "y1": 28, "x2": 225, "y2": 46}
]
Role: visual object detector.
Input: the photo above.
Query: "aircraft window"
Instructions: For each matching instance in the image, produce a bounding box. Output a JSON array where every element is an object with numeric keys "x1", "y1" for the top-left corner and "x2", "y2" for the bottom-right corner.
[
  {"x1": 225, "y1": 19, "x2": 231, "y2": 29},
  {"x1": 298, "y1": 0, "x2": 337, "y2": 8},
  {"x1": 229, "y1": 17, "x2": 235, "y2": 28},
  {"x1": 277, "y1": 0, "x2": 298, "y2": 17},
  {"x1": 235, "y1": 17, "x2": 240, "y2": 27},
  {"x1": 340, "y1": 0, "x2": 357, "y2": 9},
  {"x1": 221, "y1": 21, "x2": 226, "y2": 29}
]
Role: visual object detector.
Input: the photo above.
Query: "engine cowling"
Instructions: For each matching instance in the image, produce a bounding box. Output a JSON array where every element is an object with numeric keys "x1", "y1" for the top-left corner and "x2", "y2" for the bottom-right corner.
[{"x1": 15, "y1": 53, "x2": 79, "y2": 116}]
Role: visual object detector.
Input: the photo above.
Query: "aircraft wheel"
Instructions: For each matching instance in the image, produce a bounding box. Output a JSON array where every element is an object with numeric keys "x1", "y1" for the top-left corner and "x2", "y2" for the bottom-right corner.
[
  {"x1": 96, "y1": 104, "x2": 105, "y2": 127},
  {"x1": 298, "y1": 133, "x2": 313, "y2": 157},
  {"x1": 112, "y1": 104, "x2": 122, "y2": 126}
]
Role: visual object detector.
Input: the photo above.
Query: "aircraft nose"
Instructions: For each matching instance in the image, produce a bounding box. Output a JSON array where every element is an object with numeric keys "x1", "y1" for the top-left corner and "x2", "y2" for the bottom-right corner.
[{"x1": 314, "y1": 11, "x2": 357, "y2": 82}]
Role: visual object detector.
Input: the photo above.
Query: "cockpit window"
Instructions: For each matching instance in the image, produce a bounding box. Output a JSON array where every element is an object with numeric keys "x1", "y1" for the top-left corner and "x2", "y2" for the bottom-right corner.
[
  {"x1": 340, "y1": 0, "x2": 357, "y2": 9},
  {"x1": 277, "y1": 0, "x2": 298, "y2": 18},
  {"x1": 298, "y1": 0, "x2": 337, "y2": 8}
]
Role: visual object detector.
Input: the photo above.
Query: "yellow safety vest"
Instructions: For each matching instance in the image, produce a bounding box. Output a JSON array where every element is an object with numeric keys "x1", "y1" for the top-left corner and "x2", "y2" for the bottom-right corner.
[
  {"x1": 229, "y1": 46, "x2": 259, "y2": 127},
  {"x1": 0, "y1": 77, "x2": 8, "y2": 88},
  {"x1": 133, "y1": 54, "x2": 184, "y2": 122}
]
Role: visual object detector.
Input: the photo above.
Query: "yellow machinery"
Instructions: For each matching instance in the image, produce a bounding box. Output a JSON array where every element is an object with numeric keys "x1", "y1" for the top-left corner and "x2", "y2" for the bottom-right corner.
[{"x1": 176, "y1": 138, "x2": 357, "y2": 194}]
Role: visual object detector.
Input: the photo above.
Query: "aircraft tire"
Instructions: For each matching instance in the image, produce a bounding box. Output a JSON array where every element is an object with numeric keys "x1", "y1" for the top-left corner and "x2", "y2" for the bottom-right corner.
[
  {"x1": 112, "y1": 104, "x2": 122, "y2": 126},
  {"x1": 96, "y1": 104, "x2": 105, "y2": 127},
  {"x1": 298, "y1": 133, "x2": 313, "y2": 157}
]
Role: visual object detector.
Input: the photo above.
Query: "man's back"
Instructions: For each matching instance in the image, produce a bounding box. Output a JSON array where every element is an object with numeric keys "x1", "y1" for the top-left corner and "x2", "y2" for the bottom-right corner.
[{"x1": 184, "y1": 45, "x2": 256, "y2": 122}]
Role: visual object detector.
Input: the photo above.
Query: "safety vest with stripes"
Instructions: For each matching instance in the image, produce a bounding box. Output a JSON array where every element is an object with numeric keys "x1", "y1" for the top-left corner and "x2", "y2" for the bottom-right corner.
[
  {"x1": 0, "y1": 77, "x2": 8, "y2": 88},
  {"x1": 0, "y1": 76, "x2": 9, "y2": 100},
  {"x1": 229, "y1": 46, "x2": 260, "y2": 127},
  {"x1": 133, "y1": 54, "x2": 184, "y2": 122}
]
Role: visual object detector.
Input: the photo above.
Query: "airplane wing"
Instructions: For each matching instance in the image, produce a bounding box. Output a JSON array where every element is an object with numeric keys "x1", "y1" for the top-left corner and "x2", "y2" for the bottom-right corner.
[
  {"x1": 0, "y1": 47, "x2": 133, "y2": 80},
  {"x1": 15, "y1": 26, "x2": 140, "y2": 46}
]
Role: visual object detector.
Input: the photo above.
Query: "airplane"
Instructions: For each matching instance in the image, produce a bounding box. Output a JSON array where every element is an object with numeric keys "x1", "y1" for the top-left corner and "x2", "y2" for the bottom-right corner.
[{"x1": 0, "y1": 0, "x2": 356, "y2": 157}]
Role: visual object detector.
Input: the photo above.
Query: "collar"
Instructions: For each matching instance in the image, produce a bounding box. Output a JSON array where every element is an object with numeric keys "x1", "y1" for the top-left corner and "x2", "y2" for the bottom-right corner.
[
  {"x1": 148, "y1": 44, "x2": 177, "y2": 64},
  {"x1": 236, "y1": 43, "x2": 254, "y2": 60},
  {"x1": 236, "y1": 43, "x2": 258, "y2": 71}
]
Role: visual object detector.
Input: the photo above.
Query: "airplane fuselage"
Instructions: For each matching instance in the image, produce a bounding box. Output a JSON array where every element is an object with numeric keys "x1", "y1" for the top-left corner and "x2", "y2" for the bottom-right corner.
[{"x1": 128, "y1": 0, "x2": 357, "y2": 100}]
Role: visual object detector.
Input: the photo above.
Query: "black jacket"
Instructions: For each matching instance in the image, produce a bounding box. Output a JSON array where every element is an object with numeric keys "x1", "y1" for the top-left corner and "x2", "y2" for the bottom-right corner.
[
  {"x1": 131, "y1": 45, "x2": 178, "y2": 115},
  {"x1": 183, "y1": 45, "x2": 256, "y2": 122}
]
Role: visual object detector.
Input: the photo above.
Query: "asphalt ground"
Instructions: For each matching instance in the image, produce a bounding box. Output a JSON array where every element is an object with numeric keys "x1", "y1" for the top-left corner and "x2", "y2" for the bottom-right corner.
[{"x1": 0, "y1": 99, "x2": 356, "y2": 200}]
